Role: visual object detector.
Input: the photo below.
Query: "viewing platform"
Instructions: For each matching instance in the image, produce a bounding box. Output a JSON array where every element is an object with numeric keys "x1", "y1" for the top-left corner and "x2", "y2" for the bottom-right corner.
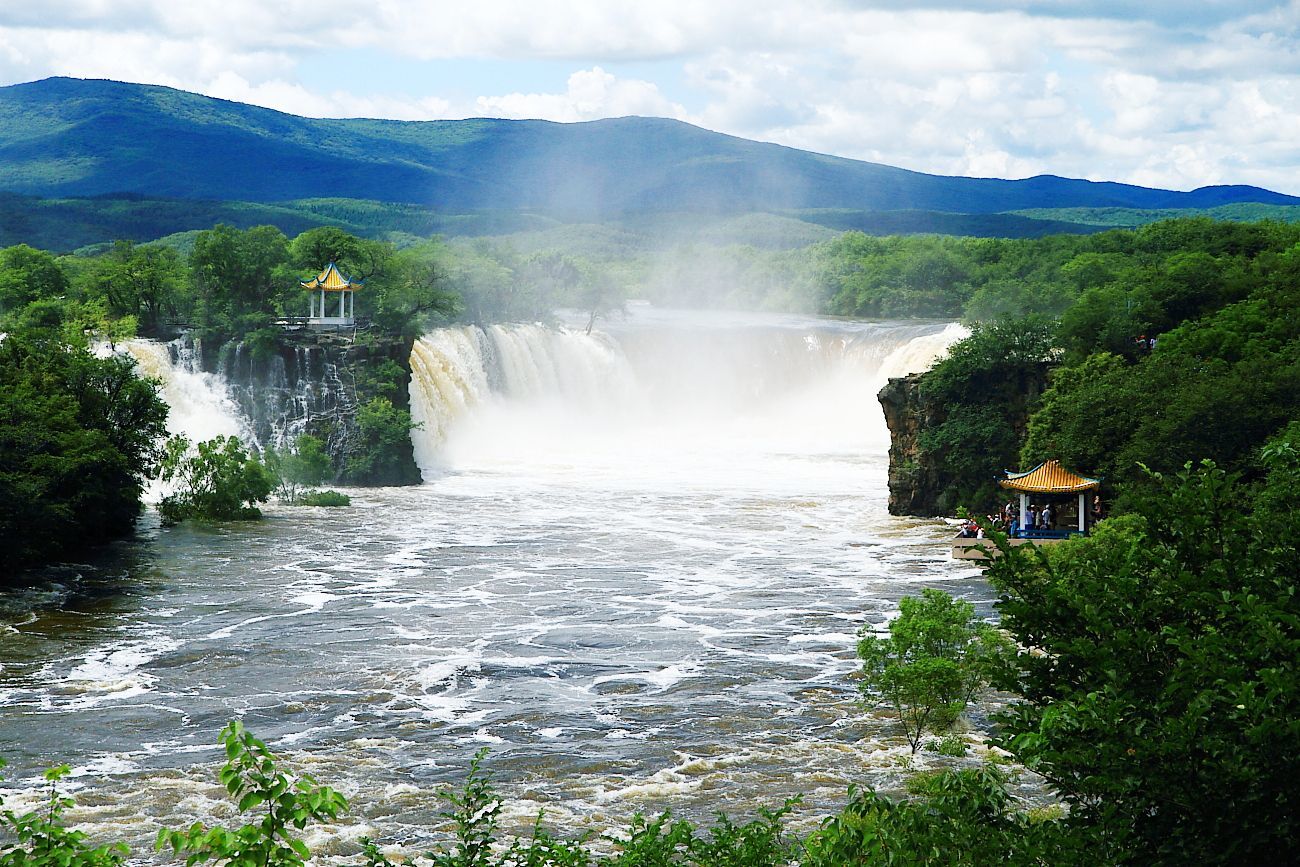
[{"x1": 952, "y1": 459, "x2": 1101, "y2": 561}]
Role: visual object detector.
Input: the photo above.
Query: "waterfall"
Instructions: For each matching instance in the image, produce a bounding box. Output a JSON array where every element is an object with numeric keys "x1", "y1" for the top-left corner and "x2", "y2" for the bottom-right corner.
[
  {"x1": 122, "y1": 338, "x2": 248, "y2": 444},
  {"x1": 216, "y1": 339, "x2": 354, "y2": 455},
  {"x1": 408, "y1": 315, "x2": 967, "y2": 480}
]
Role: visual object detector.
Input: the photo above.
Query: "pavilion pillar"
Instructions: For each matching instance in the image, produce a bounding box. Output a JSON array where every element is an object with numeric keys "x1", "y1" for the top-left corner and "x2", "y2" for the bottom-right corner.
[
  {"x1": 320, "y1": 289, "x2": 325, "y2": 319},
  {"x1": 1079, "y1": 493, "x2": 1087, "y2": 532},
  {"x1": 1019, "y1": 492, "x2": 1028, "y2": 536}
]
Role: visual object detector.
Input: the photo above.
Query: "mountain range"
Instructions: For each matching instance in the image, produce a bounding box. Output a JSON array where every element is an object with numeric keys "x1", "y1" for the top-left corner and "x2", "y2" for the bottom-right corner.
[{"x1": 1, "y1": 76, "x2": 1297, "y2": 250}]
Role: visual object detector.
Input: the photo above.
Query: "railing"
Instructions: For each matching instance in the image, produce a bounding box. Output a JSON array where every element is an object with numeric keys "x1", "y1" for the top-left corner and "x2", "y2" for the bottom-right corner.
[{"x1": 274, "y1": 317, "x2": 372, "y2": 333}]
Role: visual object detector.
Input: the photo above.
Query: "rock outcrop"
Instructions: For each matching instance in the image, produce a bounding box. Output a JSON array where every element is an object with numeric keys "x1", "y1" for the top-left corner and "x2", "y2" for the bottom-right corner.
[
  {"x1": 879, "y1": 363, "x2": 1051, "y2": 516},
  {"x1": 201, "y1": 333, "x2": 421, "y2": 485},
  {"x1": 878, "y1": 373, "x2": 950, "y2": 516}
]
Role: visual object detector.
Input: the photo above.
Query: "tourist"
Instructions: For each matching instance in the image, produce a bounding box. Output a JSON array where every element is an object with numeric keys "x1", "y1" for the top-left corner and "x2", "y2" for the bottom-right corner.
[
  {"x1": 1041, "y1": 503, "x2": 1053, "y2": 529},
  {"x1": 1091, "y1": 494, "x2": 1104, "y2": 525},
  {"x1": 1027, "y1": 504, "x2": 1039, "y2": 532}
]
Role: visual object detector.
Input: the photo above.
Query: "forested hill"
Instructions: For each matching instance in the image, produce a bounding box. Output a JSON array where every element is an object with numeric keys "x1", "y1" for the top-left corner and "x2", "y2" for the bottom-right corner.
[{"x1": 2, "y1": 76, "x2": 1297, "y2": 218}]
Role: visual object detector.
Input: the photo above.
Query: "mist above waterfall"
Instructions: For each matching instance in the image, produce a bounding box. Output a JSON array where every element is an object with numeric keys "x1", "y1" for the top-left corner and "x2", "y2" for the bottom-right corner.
[{"x1": 409, "y1": 308, "x2": 965, "y2": 489}]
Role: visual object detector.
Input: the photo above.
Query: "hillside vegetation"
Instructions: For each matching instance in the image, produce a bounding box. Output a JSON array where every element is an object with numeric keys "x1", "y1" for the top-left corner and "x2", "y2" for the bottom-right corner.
[{"x1": 894, "y1": 218, "x2": 1300, "y2": 513}]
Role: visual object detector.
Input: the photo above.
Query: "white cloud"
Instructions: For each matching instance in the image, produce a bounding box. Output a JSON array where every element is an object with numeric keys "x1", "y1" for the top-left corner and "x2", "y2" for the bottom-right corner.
[
  {"x1": 1, "y1": 1, "x2": 1299, "y2": 193},
  {"x1": 475, "y1": 67, "x2": 687, "y2": 122}
]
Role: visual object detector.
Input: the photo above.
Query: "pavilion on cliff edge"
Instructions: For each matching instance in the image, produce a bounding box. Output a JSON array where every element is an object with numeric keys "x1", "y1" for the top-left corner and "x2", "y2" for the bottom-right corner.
[
  {"x1": 303, "y1": 261, "x2": 362, "y2": 329},
  {"x1": 952, "y1": 459, "x2": 1101, "y2": 561}
]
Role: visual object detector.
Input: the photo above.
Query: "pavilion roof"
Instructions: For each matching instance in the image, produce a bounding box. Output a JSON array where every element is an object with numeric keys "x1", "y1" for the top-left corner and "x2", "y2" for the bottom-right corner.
[
  {"x1": 301, "y1": 262, "x2": 363, "y2": 291},
  {"x1": 999, "y1": 459, "x2": 1100, "y2": 494}
]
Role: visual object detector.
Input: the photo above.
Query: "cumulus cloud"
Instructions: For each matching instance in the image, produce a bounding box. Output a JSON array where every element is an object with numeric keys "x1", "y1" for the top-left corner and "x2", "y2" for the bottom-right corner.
[
  {"x1": 475, "y1": 67, "x2": 687, "y2": 122},
  {"x1": 0, "y1": 0, "x2": 1299, "y2": 193}
]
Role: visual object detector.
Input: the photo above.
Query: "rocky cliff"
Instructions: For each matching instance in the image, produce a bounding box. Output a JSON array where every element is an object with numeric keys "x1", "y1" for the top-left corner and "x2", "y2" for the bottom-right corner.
[
  {"x1": 878, "y1": 373, "x2": 949, "y2": 516},
  {"x1": 200, "y1": 333, "x2": 421, "y2": 485},
  {"x1": 879, "y1": 363, "x2": 1051, "y2": 516}
]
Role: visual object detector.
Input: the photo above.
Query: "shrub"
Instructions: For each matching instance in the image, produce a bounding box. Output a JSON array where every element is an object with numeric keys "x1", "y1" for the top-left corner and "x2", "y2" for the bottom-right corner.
[
  {"x1": 296, "y1": 490, "x2": 350, "y2": 507},
  {"x1": 858, "y1": 589, "x2": 1009, "y2": 753},
  {"x1": 157, "y1": 435, "x2": 275, "y2": 525}
]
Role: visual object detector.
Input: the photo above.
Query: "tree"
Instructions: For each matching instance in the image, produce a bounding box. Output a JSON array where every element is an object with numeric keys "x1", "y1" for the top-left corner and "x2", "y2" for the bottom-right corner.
[
  {"x1": 986, "y1": 455, "x2": 1300, "y2": 863},
  {"x1": 289, "y1": 226, "x2": 365, "y2": 272},
  {"x1": 369, "y1": 241, "x2": 460, "y2": 338},
  {"x1": 802, "y1": 765, "x2": 1080, "y2": 866},
  {"x1": 0, "y1": 244, "x2": 69, "y2": 315},
  {"x1": 264, "y1": 434, "x2": 331, "y2": 503},
  {"x1": 157, "y1": 435, "x2": 275, "y2": 525},
  {"x1": 189, "y1": 224, "x2": 291, "y2": 338},
  {"x1": 857, "y1": 589, "x2": 1008, "y2": 753},
  {"x1": 344, "y1": 398, "x2": 421, "y2": 486},
  {"x1": 84, "y1": 241, "x2": 186, "y2": 335},
  {"x1": 0, "y1": 335, "x2": 168, "y2": 574}
]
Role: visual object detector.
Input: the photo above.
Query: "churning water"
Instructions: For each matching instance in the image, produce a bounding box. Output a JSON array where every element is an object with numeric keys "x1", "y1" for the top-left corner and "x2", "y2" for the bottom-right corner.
[{"x1": 1, "y1": 309, "x2": 985, "y2": 856}]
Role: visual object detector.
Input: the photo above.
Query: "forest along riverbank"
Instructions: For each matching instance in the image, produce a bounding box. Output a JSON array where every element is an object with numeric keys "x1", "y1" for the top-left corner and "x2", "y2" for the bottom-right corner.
[{"x1": 0, "y1": 310, "x2": 992, "y2": 855}]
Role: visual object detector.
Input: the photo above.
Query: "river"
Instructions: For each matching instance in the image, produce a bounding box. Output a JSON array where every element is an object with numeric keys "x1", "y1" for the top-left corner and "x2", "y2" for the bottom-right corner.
[{"x1": 0, "y1": 308, "x2": 985, "y2": 856}]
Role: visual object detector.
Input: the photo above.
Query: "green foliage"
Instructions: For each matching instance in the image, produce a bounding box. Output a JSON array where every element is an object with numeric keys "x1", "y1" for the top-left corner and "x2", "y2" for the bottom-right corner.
[
  {"x1": 802, "y1": 765, "x2": 1079, "y2": 866},
  {"x1": 985, "y1": 458, "x2": 1300, "y2": 863},
  {"x1": 78, "y1": 240, "x2": 186, "y2": 335},
  {"x1": 0, "y1": 763, "x2": 129, "y2": 867},
  {"x1": 345, "y1": 398, "x2": 421, "y2": 486},
  {"x1": 369, "y1": 240, "x2": 462, "y2": 338},
  {"x1": 264, "y1": 434, "x2": 331, "y2": 504},
  {"x1": 0, "y1": 245, "x2": 69, "y2": 316},
  {"x1": 0, "y1": 334, "x2": 168, "y2": 573},
  {"x1": 912, "y1": 316, "x2": 1055, "y2": 512},
  {"x1": 295, "y1": 490, "x2": 350, "y2": 507},
  {"x1": 858, "y1": 589, "x2": 1008, "y2": 753},
  {"x1": 189, "y1": 224, "x2": 291, "y2": 342},
  {"x1": 1023, "y1": 269, "x2": 1300, "y2": 506},
  {"x1": 157, "y1": 435, "x2": 275, "y2": 525},
  {"x1": 156, "y1": 721, "x2": 347, "y2": 867}
]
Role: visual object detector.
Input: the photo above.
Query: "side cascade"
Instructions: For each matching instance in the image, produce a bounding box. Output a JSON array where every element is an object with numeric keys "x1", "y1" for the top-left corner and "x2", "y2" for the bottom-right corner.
[
  {"x1": 122, "y1": 337, "x2": 248, "y2": 445},
  {"x1": 216, "y1": 338, "x2": 355, "y2": 459},
  {"x1": 407, "y1": 318, "x2": 967, "y2": 477}
]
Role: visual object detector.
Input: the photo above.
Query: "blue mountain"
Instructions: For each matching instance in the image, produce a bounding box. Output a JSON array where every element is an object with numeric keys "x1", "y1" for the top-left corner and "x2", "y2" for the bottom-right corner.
[{"x1": 1, "y1": 77, "x2": 1295, "y2": 218}]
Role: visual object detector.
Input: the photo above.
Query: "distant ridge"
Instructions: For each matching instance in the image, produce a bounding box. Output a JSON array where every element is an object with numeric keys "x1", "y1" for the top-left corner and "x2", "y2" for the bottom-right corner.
[{"x1": 1, "y1": 77, "x2": 1296, "y2": 219}]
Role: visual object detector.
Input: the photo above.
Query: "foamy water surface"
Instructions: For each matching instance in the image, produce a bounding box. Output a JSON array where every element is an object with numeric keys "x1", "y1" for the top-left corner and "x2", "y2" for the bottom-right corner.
[{"x1": 0, "y1": 310, "x2": 1005, "y2": 856}]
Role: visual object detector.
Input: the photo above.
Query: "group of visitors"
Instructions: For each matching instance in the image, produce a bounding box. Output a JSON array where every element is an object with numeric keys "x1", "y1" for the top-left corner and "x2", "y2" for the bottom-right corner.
[{"x1": 956, "y1": 495, "x2": 1104, "y2": 539}]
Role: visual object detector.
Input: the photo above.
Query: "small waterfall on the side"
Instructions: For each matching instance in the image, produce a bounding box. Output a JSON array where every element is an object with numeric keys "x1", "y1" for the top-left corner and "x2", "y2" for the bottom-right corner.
[
  {"x1": 123, "y1": 338, "x2": 248, "y2": 444},
  {"x1": 408, "y1": 314, "x2": 966, "y2": 483},
  {"x1": 217, "y1": 339, "x2": 355, "y2": 457},
  {"x1": 122, "y1": 337, "x2": 250, "y2": 502}
]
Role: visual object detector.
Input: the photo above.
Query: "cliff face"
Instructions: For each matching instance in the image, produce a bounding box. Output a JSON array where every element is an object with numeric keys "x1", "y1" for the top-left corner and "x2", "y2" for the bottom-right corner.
[
  {"x1": 198, "y1": 333, "x2": 421, "y2": 485},
  {"x1": 879, "y1": 363, "x2": 1051, "y2": 516},
  {"x1": 878, "y1": 373, "x2": 949, "y2": 516}
]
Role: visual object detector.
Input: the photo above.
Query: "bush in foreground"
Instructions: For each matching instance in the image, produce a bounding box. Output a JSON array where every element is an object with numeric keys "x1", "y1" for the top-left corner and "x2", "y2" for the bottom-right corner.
[{"x1": 157, "y1": 435, "x2": 275, "y2": 525}]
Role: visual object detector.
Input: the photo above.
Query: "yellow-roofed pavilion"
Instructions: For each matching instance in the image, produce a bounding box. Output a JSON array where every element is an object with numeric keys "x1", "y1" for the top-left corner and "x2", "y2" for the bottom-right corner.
[
  {"x1": 952, "y1": 459, "x2": 1101, "y2": 561},
  {"x1": 303, "y1": 262, "x2": 362, "y2": 328},
  {"x1": 999, "y1": 459, "x2": 1100, "y2": 535}
]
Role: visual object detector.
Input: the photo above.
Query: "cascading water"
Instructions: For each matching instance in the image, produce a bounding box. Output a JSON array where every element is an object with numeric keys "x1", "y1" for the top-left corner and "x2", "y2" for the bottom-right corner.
[
  {"x1": 122, "y1": 337, "x2": 248, "y2": 444},
  {"x1": 409, "y1": 313, "x2": 967, "y2": 486},
  {"x1": 216, "y1": 339, "x2": 355, "y2": 458}
]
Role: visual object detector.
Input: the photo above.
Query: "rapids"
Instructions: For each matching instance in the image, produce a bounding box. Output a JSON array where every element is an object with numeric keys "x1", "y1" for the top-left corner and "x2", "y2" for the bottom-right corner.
[{"x1": 0, "y1": 309, "x2": 987, "y2": 855}]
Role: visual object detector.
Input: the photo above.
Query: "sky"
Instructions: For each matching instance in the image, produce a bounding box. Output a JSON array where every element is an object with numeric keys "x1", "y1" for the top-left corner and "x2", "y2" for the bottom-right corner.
[{"x1": 1, "y1": 1, "x2": 1298, "y2": 193}]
